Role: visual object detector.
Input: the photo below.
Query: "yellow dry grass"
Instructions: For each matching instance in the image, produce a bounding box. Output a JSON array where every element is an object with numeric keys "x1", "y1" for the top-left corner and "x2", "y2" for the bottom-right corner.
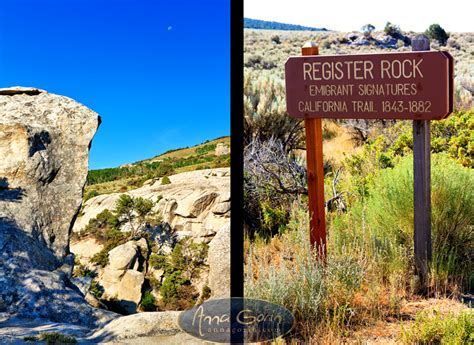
[{"x1": 144, "y1": 136, "x2": 230, "y2": 162}]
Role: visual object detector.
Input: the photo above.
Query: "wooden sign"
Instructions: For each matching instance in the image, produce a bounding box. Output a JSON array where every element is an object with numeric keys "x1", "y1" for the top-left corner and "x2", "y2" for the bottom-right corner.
[
  {"x1": 287, "y1": 37, "x2": 454, "y2": 285},
  {"x1": 285, "y1": 51, "x2": 453, "y2": 120}
]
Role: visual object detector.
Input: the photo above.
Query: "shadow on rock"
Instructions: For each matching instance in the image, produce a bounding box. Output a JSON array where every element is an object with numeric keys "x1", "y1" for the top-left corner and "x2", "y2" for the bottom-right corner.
[
  {"x1": 0, "y1": 217, "x2": 118, "y2": 329},
  {"x1": 0, "y1": 177, "x2": 25, "y2": 202}
]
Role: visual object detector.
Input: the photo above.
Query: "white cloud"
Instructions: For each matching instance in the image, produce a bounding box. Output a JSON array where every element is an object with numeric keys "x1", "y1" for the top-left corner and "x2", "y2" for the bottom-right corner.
[{"x1": 244, "y1": 0, "x2": 473, "y2": 32}]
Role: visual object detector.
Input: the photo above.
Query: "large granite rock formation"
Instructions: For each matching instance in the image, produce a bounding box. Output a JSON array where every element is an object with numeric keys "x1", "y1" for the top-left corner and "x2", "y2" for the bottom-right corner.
[
  {"x1": 72, "y1": 168, "x2": 231, "y2": 311},
  {"x1": 0, "y1": 87, "x2": 115, "y2": 327},
  {"x1": 73, "y1": 168, "x2": 230, "y2": 240},
  {"x1": 0, "y1": 86, "x2": 100, "y2": 260}
]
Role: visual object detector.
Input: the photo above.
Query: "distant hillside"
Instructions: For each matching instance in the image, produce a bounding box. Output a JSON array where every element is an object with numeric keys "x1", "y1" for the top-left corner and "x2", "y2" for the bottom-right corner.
[
  {"x1": 244, "y1": 18, "x2": 328, "y2": 31},
  {"x1": 85, "y1": 136, "x2": 230, "y2": 198}
]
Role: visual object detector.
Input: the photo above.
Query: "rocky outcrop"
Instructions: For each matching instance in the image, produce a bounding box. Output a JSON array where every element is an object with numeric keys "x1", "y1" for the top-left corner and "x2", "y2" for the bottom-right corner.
[
  {"x1": 0, "y1": 87, "x2": 100, "y2": 260},
  {"x1": 0, "y1": 87, "x2": 115, "y2": 328},
  {"x1": 74, "y1": 168, "x2": 230, "y2": 242},
  {"x1": 89, "y1": 311, "x2": 180, "y2": 339},
  {"x1": 99, "y1": 240, "x2": 147, "y2": 314},
  {"x1": 0, "y1": 311, "x2": 200, "y2": 344},
  {"x1": 72, "y1": 168, "x2": 230, "y2": 310},
  {"x1": 207, "y1": 223, "x2": 231, "y2": 298},
  {"x1": 215, "y1": 142, "x2": 230, "y2": 156},
  {"x1": 0, "y1": 87, "x2": 230, "y2": 342}
]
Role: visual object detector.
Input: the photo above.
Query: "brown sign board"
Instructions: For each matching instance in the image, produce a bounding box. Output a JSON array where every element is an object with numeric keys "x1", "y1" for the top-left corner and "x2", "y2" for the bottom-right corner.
[{"x1": 285, "y1": 51, "x2": 453, "y2": 120}]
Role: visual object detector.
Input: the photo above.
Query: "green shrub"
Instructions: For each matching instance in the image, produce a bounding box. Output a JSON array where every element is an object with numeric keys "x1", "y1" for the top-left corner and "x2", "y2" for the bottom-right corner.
[
  {"x1": 81, "y1": 209, "x2": 121, "y2": 242},
  {"x1": 159, "y1": 270, "x2": 198, "y2": 310},
  {"x1": 341, "y1": 154, "x2": 473, "y2": 293},
  {"x1": 201, "y1": 285, "x2": 211, "y2": 301},
  {"x1": 431, "y1": 110, "x2": 473, "y2": 168},
  {"x1": 84, "y1": 189, "x2": 99, "y2": 202},
  {"x1": 23, "y1": 336, "x2": 37, "y2": 342},
  {"x1": 149, "y1": 254, "x2": 170, "y2": 272},
  {"x1": 89, "y1": 280, "x2": 104, "y2": 299},
  {"x1": 401, "y1": 309, "x2": 473, "y2": 344},
  {"x1": 425, "y1": 23, "x2": 449, "y2": 46},
  {"x1": 140, "y1": 291, "x2": 156, "y2": 311},
  {"x1": 260, "y1": 200, "x2": 288, "y2": 238},
  {"x1": 161, "y1": 176, "x2": 171, "y2": 185},
  {"x1": 195, "y1": 143, "x2": 217, "y2": 155},
  {"x1": 90, "y1": 249, "x2": 109, "y2": 268},
  {"x1": 244, "y1": 70, "x2": 304, "y2": 151},
  {"x1": 72, "y1": 264, "x2": 95, "y2": 278},
  {"x1": 148, "y1": 275, "x2": 162, "y2": 290}
]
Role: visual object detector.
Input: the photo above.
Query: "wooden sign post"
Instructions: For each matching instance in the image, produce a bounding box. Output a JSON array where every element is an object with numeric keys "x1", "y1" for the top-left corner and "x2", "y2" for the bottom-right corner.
[
  {"x1": 285, "y1": 37, "x2": 454, "y2": 277},
  {"x1": 302, "y1": 42, "x2": 327, "y2": 261}
]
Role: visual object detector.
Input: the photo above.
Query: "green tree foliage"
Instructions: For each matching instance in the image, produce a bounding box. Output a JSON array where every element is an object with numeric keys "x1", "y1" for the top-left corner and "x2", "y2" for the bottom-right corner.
[
  {"x1": 384, "y1": 22, "x2": 401, "y2": 37},
  {"x1": 89, "y1": 280, "x2": 104, "y2": 299},
  {"x1": 83, "y1": 196, "x2": 158, "y2": 267},
  {"x1": 425, "y1": 24, "x2": 449, "y2": 46},
  {"x1": 161, "y1": 176, "x2": 171, "y2": 185},
  {"x1": 139, "y1": 291, "x2": 156, "y2": 311},
  {"x1": 195, "y1": 143, "x2": 216, "y2": 155},
  {"x1": 86, "y1": 160, "x2": 175, "y2": 186},
  {"x1": 159, "y1": 270, "x2": 198, "y2": 310},
  {"x1": 115, "y1": 195, "x2": 155, "y2": 237},
  {"x1": 149, "y1": 253, "x2": 171, "y2": 271},
  {"x1": 151, "y1": 238, "x2": 207, "y2": 310}
]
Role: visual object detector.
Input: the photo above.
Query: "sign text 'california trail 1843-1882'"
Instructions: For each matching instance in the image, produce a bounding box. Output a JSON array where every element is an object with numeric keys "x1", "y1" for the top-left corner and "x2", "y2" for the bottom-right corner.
[{"x1": 285, "y1": 51, "x2": 453, "y2": 120}]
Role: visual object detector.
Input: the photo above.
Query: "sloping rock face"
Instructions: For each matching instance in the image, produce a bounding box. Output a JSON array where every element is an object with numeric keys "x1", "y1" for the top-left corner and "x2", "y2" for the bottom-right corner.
[
  {"x1": 74, "y1": 168, "x2": 230, "y2": 242},
  {"x1": 0, "y1": 87, "x2": 99, "y2": 259},
  {"x1": 88, "y1": 311, "x2": 182, "y2": 342},
  {"x1": 0, "y1": 87, "x2": 115, "y2": 327}
]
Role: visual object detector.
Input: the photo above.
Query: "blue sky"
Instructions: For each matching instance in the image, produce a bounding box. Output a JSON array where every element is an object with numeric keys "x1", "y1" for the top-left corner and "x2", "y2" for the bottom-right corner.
[
  {"x1": 0, "y1": 0, "x2": 230, "y2": 169},
  {"x1": 245, "y1": 0, "x2": 472, "y2": 32}
]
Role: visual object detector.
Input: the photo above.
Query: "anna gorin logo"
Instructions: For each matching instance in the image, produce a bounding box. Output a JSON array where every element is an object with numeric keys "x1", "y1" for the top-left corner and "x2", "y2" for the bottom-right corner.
[{"x1": 178, "y1": 298, "x2": 294, "y2": 343}]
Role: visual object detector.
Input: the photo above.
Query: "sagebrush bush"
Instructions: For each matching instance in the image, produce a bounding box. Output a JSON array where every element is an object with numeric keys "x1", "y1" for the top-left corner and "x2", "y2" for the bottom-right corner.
[
  {"x1": 244, "y1": 69, "x2": 304, "y2": 151},
  {"x1": 245, "y1": 202, "x2": 367, "y2": 339}
]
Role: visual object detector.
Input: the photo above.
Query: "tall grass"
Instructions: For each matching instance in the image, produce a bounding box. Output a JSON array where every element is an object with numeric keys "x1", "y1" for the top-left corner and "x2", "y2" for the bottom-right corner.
[
  {"x1": 245, "y1": 154, "x2": 473, "y2": 341},
  {"x1": 369, "y1": 154, "x2": 472, "y2": 294},
  {"x1": 401, "y1": 309, "x2": 473, "y2": 344}
]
